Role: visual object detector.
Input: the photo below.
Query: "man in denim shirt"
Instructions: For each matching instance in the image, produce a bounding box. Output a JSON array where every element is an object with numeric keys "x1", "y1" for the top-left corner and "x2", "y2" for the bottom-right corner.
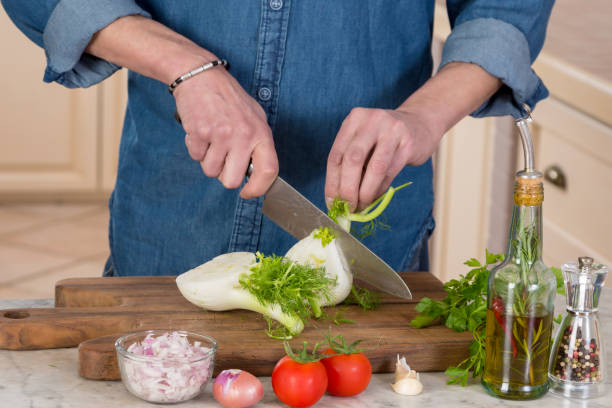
[{"x1": 2, "y1": 1, "x2": 553, "y2": 277}]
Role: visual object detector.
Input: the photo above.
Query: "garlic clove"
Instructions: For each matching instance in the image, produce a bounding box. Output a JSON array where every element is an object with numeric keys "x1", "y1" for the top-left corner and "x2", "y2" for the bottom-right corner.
[
  {"x1": 394, "y1": 355, "x2": 418, "y2": 382},
  {"x1": 391, "y1": 377, "x2": 423, "y2": 396},
  {"x1": 392, "y1": 355, "x2": 423, "y2": 395}
]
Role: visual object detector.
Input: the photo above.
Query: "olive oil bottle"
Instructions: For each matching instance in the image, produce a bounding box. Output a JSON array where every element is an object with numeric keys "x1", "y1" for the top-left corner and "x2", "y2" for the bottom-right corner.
[{"x1": 481, "y1": 116, "x2": 557, "y2": 400}]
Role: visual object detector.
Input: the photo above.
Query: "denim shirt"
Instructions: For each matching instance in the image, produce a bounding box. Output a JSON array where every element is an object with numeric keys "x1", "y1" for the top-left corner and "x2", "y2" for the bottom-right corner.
[{"x1": 2, "y1": 0, "x2": 553, "y2": 276}]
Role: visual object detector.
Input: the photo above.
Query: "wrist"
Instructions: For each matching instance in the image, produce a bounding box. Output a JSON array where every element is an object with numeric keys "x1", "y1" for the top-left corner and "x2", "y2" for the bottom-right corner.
[
  {"x1": 396, "y1": 99, "x2": 446, "y2": 141},
  {"x1": 396, "y1": 62, "x2": 502, "y2": 138},
  {"x1": 158, "y1": 45, "x2": 219, "y2": 85}
]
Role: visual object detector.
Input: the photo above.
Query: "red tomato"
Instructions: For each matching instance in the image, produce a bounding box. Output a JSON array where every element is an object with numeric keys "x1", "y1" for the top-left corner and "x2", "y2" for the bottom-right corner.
[
  {"x1": 321, "y1": 348, "x2": 372, "y2": 397},
  {"x1": 271, "y1": 355, "x2": 328, "y2": 407}
]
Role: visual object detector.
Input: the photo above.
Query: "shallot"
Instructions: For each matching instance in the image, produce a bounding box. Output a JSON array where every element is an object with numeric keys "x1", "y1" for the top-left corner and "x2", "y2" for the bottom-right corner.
[
  {"x1": 121, "y1": 331, "x2": 213, "y2": 403},
  {"x1": 213, "y1": 369, "x2": 264, "y2": 408}
]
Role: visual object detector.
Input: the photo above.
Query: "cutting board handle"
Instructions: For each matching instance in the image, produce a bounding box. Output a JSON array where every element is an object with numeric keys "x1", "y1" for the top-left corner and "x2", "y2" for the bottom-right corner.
[{"x1": 0, "y1": 308, "x2": 96, "y2": 349}]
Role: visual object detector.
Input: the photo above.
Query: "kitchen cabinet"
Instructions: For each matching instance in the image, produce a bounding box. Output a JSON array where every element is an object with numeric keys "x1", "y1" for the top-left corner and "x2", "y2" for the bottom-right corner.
[
  {"x1": 531, "y1": 98, "x2": 612, "y2": 269},
  {"x1": 0, "y1": 8, "x2": 126, "y2": 200}
]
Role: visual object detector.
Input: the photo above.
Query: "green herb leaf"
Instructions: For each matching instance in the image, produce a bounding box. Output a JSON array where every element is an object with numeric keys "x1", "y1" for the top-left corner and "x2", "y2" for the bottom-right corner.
[
  {"x1": 342, "y1": 284, "x2": 382, "y2": 311},
  {"x1": 313, "y1": 227, "x2": 335, "y2": 247},
  {"x1": 445, "y1": 307, "x2": 468, "y2": 332},
  {"x1": 320, "y1": 309, "x2": 355, "y2": 325},
  {"x1": 445, "y1": 366, "x2": 469, "y2": 386},
  {"x1": 414, "y1": 297, "x2": 434, "y2": 313},
  {"x1": 464, "y1": 258, "x2": 481, "y2": 267},
  {"x1": 551, "y1": 267, "x2": 565, "y2": 295},
  {"x1": 409, "y1": 313, "x2": 439, "y2": 328},
  {"x1": 485, "y1": 249, "x2": 503, "y2": 265}
]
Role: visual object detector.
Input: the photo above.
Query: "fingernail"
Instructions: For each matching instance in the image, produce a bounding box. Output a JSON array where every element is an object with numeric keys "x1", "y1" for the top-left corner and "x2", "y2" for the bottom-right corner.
[{"x1": 325, "y1": 196, "x2": 333, "y2": 207}]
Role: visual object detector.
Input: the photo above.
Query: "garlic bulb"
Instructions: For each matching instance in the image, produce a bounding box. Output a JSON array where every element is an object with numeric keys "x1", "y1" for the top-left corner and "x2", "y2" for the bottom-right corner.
[{"x1": 391, "y1": 355, "x2": 423, "y2": 396}]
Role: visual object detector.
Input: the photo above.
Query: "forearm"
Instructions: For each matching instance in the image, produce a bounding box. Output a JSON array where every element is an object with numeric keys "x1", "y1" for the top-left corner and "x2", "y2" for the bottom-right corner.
[
  {"x1": 85, "y1": 16, "x2": 277, "y2": 198},
  {"x1": 85, "y1": 15, "x2": 216, "y2": 85},
  {"x1": 398, "y1": 62, "x2": 502, "y2": 137}
]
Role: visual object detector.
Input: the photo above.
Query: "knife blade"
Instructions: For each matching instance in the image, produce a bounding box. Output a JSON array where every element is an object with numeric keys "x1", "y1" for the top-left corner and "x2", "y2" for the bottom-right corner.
[{"x1": 261, "y1": 176, "x2": 412, "y2": 299}]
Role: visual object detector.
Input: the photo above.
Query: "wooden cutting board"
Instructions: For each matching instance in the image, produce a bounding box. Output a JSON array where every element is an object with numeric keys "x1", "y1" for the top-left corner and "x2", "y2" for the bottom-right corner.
[{"x1": 0, "y1": 273, "x2": 470, "y2": 379}]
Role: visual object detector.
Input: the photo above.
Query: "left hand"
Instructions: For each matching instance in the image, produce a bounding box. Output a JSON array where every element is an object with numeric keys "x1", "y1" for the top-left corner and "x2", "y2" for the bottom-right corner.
[{"x1": 325, "y1": 107, "x2": 441, "y2": 211}]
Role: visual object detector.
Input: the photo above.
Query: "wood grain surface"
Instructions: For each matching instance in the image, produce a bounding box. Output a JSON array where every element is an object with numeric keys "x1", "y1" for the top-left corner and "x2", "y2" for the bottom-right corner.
[{"x1": 0, "y1": 273, "x2": 471, "y2": 379}]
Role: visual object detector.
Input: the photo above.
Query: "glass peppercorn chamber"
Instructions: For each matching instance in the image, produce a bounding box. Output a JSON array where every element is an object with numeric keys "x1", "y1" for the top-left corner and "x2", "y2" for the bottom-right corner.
[{"x1": 548, "y1": 256, "x2": 608, "y2": 399}]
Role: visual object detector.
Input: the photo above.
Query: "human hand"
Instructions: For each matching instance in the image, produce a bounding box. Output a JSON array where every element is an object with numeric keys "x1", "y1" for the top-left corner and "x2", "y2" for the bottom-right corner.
[
  {"x1": 174, "y1": 66, "x2": 278, "y2": 199},
  {"x1": 325, "y1": 107, "x2": 441, "y2": 211}
]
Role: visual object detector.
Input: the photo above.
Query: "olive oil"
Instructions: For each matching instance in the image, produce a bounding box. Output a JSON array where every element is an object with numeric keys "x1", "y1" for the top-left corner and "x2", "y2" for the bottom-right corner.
[
  {"x1": 482, "y1": 309, "x2": 553, "y2": 399},
  {"x1": 482, "y1": 115, "x2": 557, "y2": 400}
]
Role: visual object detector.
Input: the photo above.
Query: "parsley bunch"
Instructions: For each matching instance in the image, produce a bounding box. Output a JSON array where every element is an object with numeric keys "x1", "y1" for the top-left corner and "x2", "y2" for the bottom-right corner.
[
  {"x1": 411, "y1": 250, "x2": 565, "y2": 386},
  {"x1": 410, "y1": 250, "x2": 504, "y2": 386}
]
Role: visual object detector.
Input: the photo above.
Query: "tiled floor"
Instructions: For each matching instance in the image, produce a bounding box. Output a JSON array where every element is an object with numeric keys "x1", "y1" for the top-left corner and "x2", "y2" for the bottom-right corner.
[{"x1": 0, "y1": 203, "x2": 109, "y2": 299}]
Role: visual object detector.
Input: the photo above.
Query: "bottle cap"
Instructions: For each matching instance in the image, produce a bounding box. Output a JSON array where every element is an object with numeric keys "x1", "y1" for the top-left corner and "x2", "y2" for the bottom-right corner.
[{"x1": 514, "y1": 171, "x2": 543, "y2": 205}]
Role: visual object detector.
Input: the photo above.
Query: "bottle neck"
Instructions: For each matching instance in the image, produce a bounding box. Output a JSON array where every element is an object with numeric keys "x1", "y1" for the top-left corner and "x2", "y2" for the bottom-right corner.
[{"x1": 505, "y1": 179, "x2": 543, "y2": 263}]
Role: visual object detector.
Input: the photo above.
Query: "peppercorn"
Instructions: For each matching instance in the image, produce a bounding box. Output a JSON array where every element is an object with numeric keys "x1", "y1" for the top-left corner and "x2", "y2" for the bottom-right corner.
[{"x1": 551, "y1": 325, "x2": 600, "y2": 384}]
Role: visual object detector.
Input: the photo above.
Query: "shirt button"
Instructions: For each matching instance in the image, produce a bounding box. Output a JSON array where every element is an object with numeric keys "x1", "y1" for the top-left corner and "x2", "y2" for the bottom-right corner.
[
  {"x1": 258, "y1": 87, "x2": 272, "y2": 101},
  {"x1": 269, "y1": 0, "x2": 283, "y2": 10}
]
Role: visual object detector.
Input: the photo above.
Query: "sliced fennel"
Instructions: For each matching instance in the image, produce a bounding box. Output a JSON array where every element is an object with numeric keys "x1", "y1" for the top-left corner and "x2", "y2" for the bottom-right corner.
[
  {"x1": 328, "y1": 182, "x2": 412, "y2": 236},
  {"x1": 285, "y1": 228, "x2": 352, "y2": 308}
]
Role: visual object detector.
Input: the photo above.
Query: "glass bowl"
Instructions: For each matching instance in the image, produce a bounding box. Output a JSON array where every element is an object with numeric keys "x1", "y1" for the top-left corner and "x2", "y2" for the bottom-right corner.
[{"x1": 115, "y1": 330, "x2": 217, "y2": 404}]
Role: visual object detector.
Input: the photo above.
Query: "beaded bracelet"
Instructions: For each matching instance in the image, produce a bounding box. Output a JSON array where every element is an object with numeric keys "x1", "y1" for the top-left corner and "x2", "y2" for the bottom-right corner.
[{"x1": 168, "y1": 59, "x2": 228, "y2": 95}]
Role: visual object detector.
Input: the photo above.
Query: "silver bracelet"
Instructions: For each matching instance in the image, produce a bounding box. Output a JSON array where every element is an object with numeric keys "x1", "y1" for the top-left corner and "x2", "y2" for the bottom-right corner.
[{"x1": 168, "y1": 59, "x2": 228, "y2": 94}]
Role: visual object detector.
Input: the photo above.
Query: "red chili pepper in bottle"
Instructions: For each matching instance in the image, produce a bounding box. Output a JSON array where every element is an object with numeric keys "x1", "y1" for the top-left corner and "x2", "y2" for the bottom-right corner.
[{"x1": 492, "y1": 297, "x2": 518, "y2": 358}]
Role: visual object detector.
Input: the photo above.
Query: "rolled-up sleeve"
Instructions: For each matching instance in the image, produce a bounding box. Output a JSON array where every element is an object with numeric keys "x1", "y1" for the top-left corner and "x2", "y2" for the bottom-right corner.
[
  {"x1": 2, "y1": 0, "x2": 150, "y2": 89},
  {"x1": 441, "y1": 1, "x2": 555, "y2": 118}
]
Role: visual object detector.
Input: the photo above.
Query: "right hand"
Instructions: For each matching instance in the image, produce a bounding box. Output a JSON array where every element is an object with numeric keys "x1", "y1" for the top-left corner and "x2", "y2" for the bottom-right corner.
[{"x1": 173, "y1": 65, "x2": 278, "y2": 199}]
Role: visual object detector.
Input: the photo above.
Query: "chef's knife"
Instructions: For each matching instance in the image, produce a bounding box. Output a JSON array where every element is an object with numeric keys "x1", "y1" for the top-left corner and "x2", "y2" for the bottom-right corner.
[
  {"x1": 259, "y1": 174, "x2": 412, "y2": 299},
  {"x1": 174, "y1": 105, "x2": 412, "y2": 299}
]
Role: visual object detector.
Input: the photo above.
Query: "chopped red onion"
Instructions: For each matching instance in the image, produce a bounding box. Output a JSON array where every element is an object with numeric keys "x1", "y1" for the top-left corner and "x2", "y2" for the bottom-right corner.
[{"x1": 122, "y1": 332, "x2": 212, "y2": 403}]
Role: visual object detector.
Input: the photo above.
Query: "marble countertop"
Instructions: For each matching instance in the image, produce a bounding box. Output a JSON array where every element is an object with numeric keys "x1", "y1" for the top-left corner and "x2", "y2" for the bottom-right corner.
[{"x1": 1, "y1": 295, "x2": 610, "y2": 408}]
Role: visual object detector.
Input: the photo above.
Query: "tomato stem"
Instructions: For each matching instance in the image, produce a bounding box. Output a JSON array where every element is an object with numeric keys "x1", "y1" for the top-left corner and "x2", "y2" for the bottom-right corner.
[
  {"x1": 326, "y1": 332, "x2": 366, "y2": 354},
  {"x1": 283, "y1": 341, "x2": 330, "y2": 364}
]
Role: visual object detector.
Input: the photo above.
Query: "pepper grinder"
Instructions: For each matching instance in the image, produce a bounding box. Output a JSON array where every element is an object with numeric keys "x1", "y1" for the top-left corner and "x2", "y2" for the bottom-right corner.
[{"x1": 548, "y1": 256, "x2": 608, "y2": 398}]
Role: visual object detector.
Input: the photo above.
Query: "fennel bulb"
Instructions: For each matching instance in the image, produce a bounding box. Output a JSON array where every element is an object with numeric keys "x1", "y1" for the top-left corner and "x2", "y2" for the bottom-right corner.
[
  {"x1": 176, "y1": 252, "x2": 304, "y2": 335},
  {"x1": 176, "y1": 228, "x2": 354, "y2": 338}
]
